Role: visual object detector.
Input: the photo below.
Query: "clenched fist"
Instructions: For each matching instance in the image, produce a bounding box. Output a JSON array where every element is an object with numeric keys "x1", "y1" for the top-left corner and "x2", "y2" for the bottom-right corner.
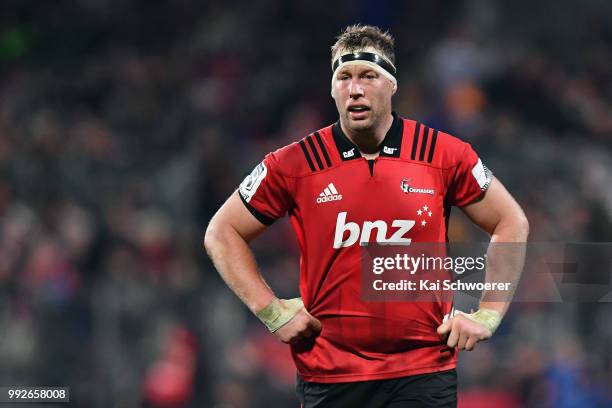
[
  {"x1": 437, "y1": 310, "x2": 498, "y2": 351},
  {"x1": 275, "y1": 304, "x2": 322, "y2": 344}
]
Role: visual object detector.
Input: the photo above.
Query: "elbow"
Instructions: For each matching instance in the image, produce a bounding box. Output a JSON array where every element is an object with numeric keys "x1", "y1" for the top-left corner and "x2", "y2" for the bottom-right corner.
[
  {"x1": 514, "y1": 211, "x2": 530, "y2": 241},
  {"x1": 494, "y1": 210, "x2": 530, "y2": 242},
  {"x1": 521, "y1": 214, "x2": 530, "y2": 238},
  {"x1": 204, "y1": 217, "x2": 240, "y2": 256},
  {"x1": 204, "y1": 221, "x2": 221, "y2": 256}
]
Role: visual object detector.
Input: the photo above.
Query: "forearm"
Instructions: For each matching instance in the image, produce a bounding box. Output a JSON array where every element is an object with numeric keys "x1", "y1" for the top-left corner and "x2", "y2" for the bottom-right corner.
[
  {"x1": 481, "y1": 215, "x2": 529, "y2": 315},
  {"x1": 204, "y1": 223, "x2": 276, "y2": 313}
]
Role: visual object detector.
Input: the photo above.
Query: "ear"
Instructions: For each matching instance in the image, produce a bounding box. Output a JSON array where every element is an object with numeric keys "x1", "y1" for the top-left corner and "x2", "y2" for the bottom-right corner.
[{"x1": 331, "y1": 87, "x2": 336, "y2": 99}]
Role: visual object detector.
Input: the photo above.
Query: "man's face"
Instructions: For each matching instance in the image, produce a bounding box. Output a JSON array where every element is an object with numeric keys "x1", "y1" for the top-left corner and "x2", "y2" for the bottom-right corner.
[{"x1": 332, "y1": 61, "x2": 395, "y2": 132}]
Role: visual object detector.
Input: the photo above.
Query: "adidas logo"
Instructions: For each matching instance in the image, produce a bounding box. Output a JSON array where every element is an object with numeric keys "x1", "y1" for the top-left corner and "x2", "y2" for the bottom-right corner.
[{"x1": 316, "y1": 183, "x2": 343, "y2": 204}]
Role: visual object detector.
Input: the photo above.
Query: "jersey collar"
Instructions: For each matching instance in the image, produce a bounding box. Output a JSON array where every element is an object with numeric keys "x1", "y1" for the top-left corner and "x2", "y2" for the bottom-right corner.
[{"x1": 332, "y1": 112, "x2": 404, "y2": 161}]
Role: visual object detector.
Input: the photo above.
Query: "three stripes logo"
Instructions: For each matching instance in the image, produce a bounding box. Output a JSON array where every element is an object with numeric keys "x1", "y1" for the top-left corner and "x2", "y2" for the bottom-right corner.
[
  {"x1": 299, "y1": 132, "x2": 332, "y2": 172},
  {"x1": 410, "y1": 123, "x2": 438, "y2": 163},
  {"x1": 316, "y1": 183, "x2": 342, "y2": 204}
]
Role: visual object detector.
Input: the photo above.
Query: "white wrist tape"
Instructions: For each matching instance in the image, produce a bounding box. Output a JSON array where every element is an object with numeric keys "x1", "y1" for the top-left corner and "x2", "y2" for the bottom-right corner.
[
  {"x1": 456, "y1": 308, "x2": 502, "y2": 334},
  {"x1": 256, "y1": 298, "x2": 303, "y2": 333}
]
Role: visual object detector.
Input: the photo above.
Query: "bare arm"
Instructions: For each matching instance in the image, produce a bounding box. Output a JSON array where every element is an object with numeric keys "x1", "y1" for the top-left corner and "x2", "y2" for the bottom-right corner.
[
  {"x1": 204, "y1": 191, "x2": 275, "y2": 313},
  {"x1": 460, "y1": 176, "x2": 530, "y2": 316},
  {"x1": 204, "y1": 191, "x2": 321, "y2": 343},
  {"x1": 438, "y1": 177, "x2": 529, "y2": 350}
]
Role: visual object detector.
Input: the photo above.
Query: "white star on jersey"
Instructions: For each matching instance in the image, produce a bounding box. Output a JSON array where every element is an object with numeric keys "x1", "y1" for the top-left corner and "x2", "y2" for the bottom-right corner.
[{"x1": 417, "y1": 205, "x2": 433, "y2": 228}]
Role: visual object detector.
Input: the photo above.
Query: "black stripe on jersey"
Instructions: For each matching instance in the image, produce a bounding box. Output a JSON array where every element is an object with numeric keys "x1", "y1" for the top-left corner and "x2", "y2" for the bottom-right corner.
[
  {"x1": 410, "y1": 122, "x2": 421, "y2": 160},
  {"x1": 239, "y1": 191, "x2": 275, "y2": 225},
  {"x1": 299, "y1": 140, "x2": 316, "y2": 172},
  {"x1": 419, "y1": 126, "x2": 430, "y2": 161},
  {"x1": 427, "y1": 130, "x2": 438, "y2": 163},
  {"x1": 306, "y1": 135, "x2": 325, "y2": 170},
  {"x1": 314, "y1": 131, "x2": 332, "y2": 167}
]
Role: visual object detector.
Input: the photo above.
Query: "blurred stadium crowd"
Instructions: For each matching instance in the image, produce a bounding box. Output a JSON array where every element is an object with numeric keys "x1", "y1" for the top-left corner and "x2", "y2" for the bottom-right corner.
[{"x1": 0, "y1": 0, "x2": 611, "y2": 407}]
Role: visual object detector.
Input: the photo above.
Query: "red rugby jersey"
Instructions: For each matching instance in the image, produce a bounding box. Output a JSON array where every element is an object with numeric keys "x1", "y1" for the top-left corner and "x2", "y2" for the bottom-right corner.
[{"x1": 238, "y1": 113, "x2": 492, "y2": 383}]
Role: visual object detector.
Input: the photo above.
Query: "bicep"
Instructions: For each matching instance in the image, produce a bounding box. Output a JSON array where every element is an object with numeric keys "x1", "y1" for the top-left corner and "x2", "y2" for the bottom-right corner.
[
  {"x1": 459, "y1": 177, "x2": 525, "y2": 235},
  {"x1": 209, "y1": 191, "x2": 269, "y2": 242}
]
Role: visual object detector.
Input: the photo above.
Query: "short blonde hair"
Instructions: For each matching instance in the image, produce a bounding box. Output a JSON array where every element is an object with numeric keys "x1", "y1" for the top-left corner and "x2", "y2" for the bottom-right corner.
[{"x1": 331, "y1": 24, "x2": 395, "y2": 66}]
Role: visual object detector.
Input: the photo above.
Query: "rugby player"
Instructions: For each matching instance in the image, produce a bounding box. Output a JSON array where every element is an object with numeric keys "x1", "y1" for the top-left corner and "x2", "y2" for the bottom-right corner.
[{"x1": 205, "y1": 24, "x2": 529, "y2": 407}]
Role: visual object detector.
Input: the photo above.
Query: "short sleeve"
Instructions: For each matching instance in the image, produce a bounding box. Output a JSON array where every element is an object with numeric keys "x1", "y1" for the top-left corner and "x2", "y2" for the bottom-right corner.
[
  {"x1": 447, "y1": 143, "x2": 493, "y2": 207},
  {"x1": 238, "y1": 153, "x2": 292, "y2": 225}
]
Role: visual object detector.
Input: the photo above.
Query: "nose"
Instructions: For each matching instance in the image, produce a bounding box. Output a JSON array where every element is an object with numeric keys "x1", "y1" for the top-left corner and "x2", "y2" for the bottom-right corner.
[{"x1": 348, "y1": 78, "x2": 364, "y2": 99}]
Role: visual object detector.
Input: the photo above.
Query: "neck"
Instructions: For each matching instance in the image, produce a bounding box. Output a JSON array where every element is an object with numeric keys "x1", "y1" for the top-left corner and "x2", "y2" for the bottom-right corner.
[{"x1": 340, "y1": 113, "x2": 394, "y2": 157}]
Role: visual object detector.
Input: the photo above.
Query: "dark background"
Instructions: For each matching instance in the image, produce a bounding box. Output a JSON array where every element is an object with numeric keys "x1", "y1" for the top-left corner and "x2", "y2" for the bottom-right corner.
[{"x1": 0, "y1": 0, "x2": 611, "y2": 407}]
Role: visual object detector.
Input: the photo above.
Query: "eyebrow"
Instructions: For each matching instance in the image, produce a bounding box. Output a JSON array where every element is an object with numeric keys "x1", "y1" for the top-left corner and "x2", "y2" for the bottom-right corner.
[{"x1": 336, "y1": 67, "x2": 378, "y2": 76}]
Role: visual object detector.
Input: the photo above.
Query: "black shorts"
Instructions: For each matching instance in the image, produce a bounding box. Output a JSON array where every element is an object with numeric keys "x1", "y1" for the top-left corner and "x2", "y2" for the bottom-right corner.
[{"x1": 296, "y1": 369, "x2": 457, "y2": 408}]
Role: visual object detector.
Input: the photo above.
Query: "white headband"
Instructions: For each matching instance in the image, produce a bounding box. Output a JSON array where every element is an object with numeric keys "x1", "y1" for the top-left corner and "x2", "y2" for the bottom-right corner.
[{"x1": 331, "y1": 49, "x2": 398, "y2": 90}]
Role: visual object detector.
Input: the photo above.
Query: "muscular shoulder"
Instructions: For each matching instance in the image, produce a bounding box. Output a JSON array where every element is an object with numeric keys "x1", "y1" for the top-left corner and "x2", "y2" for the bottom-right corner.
[
  {"x1": 268, "y1": 125, "x2": 335, "y2": 178},
  {"x1": 432, "y1": 130, "x2": 472, "y2": 169},
  {"x1": 402, "y1": 119, "x2": 472, "y2": 169}
]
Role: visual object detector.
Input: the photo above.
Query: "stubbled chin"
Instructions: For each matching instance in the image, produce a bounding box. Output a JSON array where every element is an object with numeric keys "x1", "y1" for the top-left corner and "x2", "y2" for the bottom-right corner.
[
  {"x1": 347, "y1": 118, "x2": 373, "y2": 131},
  {"x1": 346, "y1": 111, "x2": 369, "y2": 121}
]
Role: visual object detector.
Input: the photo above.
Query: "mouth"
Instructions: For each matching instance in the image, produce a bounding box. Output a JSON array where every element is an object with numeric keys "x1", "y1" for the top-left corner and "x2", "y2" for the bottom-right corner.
[
  {"x1": 347, "y1": 105, "x2": 371, "y2": 119},
  {"x1": 347, "y1": 105, "x2": 370, "y2": 113}
]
